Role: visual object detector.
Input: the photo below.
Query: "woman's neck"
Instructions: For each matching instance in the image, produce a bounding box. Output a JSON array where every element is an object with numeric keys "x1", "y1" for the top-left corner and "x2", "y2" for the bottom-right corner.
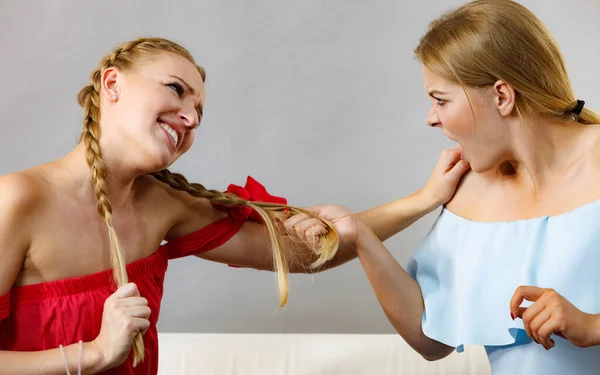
[
  {"x1": 492, "y1": 117, "x2": 597, "y2": 194},
  {"x1": 57, "y1": 143, "x2": 139, "y2": 210}
]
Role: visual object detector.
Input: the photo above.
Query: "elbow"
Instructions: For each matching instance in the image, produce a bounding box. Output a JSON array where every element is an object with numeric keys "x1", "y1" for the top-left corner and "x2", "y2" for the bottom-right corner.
[
  {"x1": 402, "y1": 333, "x2": 454, "y2": 362},
  {"x1": 421, "y1": 353, "x2": 445, "y2": 362},
  {"x1": 419, "y1": 346, "x2": 454, "y2": 362}
]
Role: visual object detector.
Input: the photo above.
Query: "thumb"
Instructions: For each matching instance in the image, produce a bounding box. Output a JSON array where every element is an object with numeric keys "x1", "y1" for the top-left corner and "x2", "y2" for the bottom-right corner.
[
  {"x1": 446, "y1": 160, "x2": 470, "y2": 183},
  {"x1": 113, "y1": 283, "x2": 139, "y2": 299}
]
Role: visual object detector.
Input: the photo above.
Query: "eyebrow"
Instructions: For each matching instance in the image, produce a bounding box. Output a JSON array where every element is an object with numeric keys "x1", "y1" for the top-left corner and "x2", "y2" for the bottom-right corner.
[
  {"x1": 428, "y1": 90, "x2": 448, "y2": 98},
  {"x1": 169, "y1": 75, "x2": 204, "y2": 117}
]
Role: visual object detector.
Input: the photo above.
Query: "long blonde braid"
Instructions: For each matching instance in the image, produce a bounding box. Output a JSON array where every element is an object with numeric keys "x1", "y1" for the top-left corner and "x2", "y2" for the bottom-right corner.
[
  {"x1": 151, "y1": 169, "x2": 340, "y2": 305},
  {"x1": 77, "y1": 37, "x2": 339, "y2": 366}
]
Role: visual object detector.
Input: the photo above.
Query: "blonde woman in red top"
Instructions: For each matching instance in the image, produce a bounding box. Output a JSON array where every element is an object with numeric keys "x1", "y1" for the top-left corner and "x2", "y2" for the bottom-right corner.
[{"x1": 0, "y1": 37, "x2": 469, "y2": 374}]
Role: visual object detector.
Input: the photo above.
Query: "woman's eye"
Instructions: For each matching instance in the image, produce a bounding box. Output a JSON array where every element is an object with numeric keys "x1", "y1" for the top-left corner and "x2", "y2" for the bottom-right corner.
[{"x1": 167, "y1": 82, "x2": 184, "y2": 96}]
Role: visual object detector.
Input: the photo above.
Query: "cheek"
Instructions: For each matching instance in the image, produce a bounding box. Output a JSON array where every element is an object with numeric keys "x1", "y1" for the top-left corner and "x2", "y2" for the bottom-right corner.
[
  {"x1": 132, "y1": 84, "x2": 168, "y2": 113},
  {"x1": 119, "y1": 90, "x2": 156, "y2": 126},
  {"x1": 443, "y1": 106, "x2": 476, "y2": 139},
  {"x1": 181, "y1": 132, "x2": 195, "y2": 153}
]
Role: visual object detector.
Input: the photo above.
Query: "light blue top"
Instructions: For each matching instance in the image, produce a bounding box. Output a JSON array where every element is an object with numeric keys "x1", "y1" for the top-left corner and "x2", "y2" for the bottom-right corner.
[{"x1": 407, "y1": 200, "x2": 600, "y2": 374}]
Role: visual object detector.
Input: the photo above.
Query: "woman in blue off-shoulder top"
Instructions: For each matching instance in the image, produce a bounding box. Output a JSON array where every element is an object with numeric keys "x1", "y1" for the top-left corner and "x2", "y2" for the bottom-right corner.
[{"x1": 288, "y1": 0, "x2": 600, "y2": 373}]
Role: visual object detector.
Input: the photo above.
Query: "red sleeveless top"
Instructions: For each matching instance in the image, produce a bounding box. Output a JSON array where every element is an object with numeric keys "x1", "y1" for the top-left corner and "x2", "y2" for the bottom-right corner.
[{"x1": 0, "y1": 177, "x2": 286, "y2": 374}]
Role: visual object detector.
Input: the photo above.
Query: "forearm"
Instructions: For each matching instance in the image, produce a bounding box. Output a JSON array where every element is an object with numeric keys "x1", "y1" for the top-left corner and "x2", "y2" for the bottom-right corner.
[
  {"x1": 357, "y1": 189, "x2": 439, "y2": 243},
  {"x1": 354, "y1": 222, "x2": 454, "y2": 361},
  {"x1": 591, "y1": 313, "x2": 600, "y2": 346},
  {"x1": 0, "y1": 342, "x2": 104, "y2": 375},
  {"x1": 288, "y1": 189, "x2": 439, "y2": 273},
  {"x1": 285, "y1": 236, "x2": 357, "y2": 273}
]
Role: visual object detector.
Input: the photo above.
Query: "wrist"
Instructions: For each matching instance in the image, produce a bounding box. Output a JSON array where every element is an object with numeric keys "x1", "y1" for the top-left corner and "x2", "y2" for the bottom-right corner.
[
  {"x1": 414, "y1": 188, "x2": 442, "y2": 213},
  {"x1": 85, "y1": 340, "x2": 107, "y2": 373},
  {"x1": 591, "y1": 313, "x2": 600, "y2": 346},
  {"x1": 355, "y1": 220, "x2": 378, "y2": 252}
]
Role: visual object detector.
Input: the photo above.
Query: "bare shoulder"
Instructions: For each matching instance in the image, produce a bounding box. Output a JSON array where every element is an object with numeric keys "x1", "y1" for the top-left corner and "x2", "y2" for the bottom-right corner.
[
  {"x1": 0, "y1": 168, "x2": 49, "y2": 240},
  {"x1": 0, "y1": 169, "x2": 47, "y2": 294},
  {"x1": 134, "y1": 174, "x2": 227, "y2": 240},
  {"x1": 0, "y1": 170, "x2": 47, "y2": 216},
  {"x1": 134, "y1": 173, "x2": 221, "y2": 219},
  {"x1": 445, "y1": 170, "x2": 494, "y2": 216}
]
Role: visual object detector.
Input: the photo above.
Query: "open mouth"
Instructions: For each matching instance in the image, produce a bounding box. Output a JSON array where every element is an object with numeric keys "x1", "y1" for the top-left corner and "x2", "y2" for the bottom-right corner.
[{"x1": 158, "y1": 121, "x2": 179, "y2": 147}]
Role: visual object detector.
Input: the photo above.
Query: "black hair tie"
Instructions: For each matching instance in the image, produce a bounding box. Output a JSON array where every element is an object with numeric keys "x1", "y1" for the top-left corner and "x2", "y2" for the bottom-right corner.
[{"x1": 573, "y1": 100, "x2": 585, "y2": 116}]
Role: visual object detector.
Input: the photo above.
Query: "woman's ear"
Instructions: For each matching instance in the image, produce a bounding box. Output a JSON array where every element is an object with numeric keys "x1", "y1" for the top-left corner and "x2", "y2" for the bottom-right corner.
[
  {"x1": 493, "y1": 80, "x2": 516, "y2": 117},
  {"x1": 101, "y1": 67, "x2": 120, "y2": 102}
]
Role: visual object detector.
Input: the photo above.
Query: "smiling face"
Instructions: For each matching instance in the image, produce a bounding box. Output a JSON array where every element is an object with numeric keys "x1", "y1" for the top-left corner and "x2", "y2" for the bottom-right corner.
[
  {"x1": 99, "y1": 52, "x2": 205, "y2": 173},
  {"x1": 422, "y1": 65, "x2": 516, "y2": 173}
]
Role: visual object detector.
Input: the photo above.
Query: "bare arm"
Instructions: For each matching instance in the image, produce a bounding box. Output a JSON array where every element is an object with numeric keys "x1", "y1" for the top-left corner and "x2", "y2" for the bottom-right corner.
[
  {"x1": 167, "y1": 147, "x2": 468, "y2": 273},
  {"x1": 357, "y1": 189, "x2": 438, "y2": 242},
  {"x1": 162, "y1": 182, "x2": 357, "y2": 273},
  {"x1": 0, "y1": 174, "x2": 104, "y2": 374},
  {"x1": 197, "y1": 179, "x2": 455, "y2": 272},
  {"x1": 0, "y1": 345, "x2": 103, "y2": 375},
  {"x1": 359, "y1": 146, "x2": 470, "y2": 242},
  {"x1": 354, "y1": 221, "x2": 454, "y2": 361},
  {"x1": 179, "y1": 187, "x2": 443, "y2": 273},
  {"x1": 165, "y1": 190, "x2": 430, "y2": 273},
  {"x1": 198, "y1": 218, "x2": 357, "y2": 273}
]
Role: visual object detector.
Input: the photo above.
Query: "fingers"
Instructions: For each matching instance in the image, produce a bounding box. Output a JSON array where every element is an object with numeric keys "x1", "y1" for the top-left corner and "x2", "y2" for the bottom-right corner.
[
  {"x1": 283, "y1": 213, "x2": 310, "y2": 233},
  {"x1": 119, "y1": 297, "x2": 149, "y2": 308},
  {"x1": 304, "y1": 224, "x2": 328, "y2": 251},
  {"x1": 133, "y1": 317, "x2": 151, "y2": 335},
  {"x1": 510, "y1": 286, "x2": 546, "y2": 318},
  {"x1": 517, "y1": 297, "x2": 545, "y2": 321},
  {"x1": 123, "y1": 306, "x2": 152, "y2": 336},
  {"x1": 437, "y1": 145, "x2": 463, "y2": 170},
  {"x1": 532, "y1": 312, "x2": 556, "y2": 350},
  {"x1": 511, "y1": 287, "x2": 567, "y2": 350},
  {"x1": 284, "y1": 215, "x2": 327, "y2": 248},
  {"x1": 126, "y1": 305, "x2": 152, "y2": 318},
  {"x1": 112, "y1": 283, "x2": 140, "y2": 299},
  {"x1": 523, "y1": 303, "x2": 550, "y2": 346},
  {"x1": 434, "y1": 146, "x2": 470, "y2": 184},
  {"x1": 106, "y1": 282, "x2": 151, "y2": 331},
  {"x1": 515, "y1": 307, "x2": 527, "y2": 320},
  {"x1": 305, "y1": 224, "x2": 328, "y2": 237},
  {"x1": 520, "y1": 302, "x2": 543, "y2": 345},
  {"x1": 283, "y1": 214, "x2": 309, "y2": 239},
  {"x1": 443, "y1": 145, "x2": 463, "y2": 164},
  {"x1": 445, "y1": 159, "x2": 470, "y2": 182},
  {"x1": 294, "y1": 218, "x2": 324, "y2": 241}
]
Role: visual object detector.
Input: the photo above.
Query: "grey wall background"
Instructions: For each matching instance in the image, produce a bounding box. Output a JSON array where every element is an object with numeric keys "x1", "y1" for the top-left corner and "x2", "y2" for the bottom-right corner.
[{"x1": 1, "y1": 0, "x2": 598, "y2": 333}]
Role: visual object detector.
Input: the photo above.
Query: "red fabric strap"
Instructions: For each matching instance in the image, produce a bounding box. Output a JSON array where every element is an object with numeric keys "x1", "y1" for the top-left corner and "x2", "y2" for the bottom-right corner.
[
  {"x1": 164, "y1": 217, "x2": 245, "y2": 260},
  {"x1": 0, "y1": 292, "x2": 9, "y2": 321}
]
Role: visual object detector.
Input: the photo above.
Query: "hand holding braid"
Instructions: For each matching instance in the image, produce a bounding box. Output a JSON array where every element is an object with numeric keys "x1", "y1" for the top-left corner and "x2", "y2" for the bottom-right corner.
[{"x1": 151, "y1": 170, "x2": 340, "y2": 307}]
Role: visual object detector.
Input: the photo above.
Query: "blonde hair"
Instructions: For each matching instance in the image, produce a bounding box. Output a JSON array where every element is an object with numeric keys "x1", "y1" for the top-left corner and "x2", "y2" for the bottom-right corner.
[
  {"x1": 76, "y1": 37, "x2": 339, "y2": 366},
  {"x1": 414, "y1": 0, "x2": 600, "y2": 124}
]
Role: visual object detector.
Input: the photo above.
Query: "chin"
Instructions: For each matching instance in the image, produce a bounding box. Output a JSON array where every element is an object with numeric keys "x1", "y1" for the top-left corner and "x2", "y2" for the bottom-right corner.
[
  {"x1": 469, "y1": 159, "x2": 497, "y2": 174},
  {"x1": 469, "y1": 164, "x2": 485, "y2": 173},
  {"x1": 140, "y1": 152, "x2": 175, "y2": 174}
]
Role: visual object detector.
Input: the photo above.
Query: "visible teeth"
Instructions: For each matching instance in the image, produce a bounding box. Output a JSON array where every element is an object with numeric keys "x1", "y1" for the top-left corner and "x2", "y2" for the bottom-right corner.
[{"x1": 159, "y1": 122, "x2": 178, "y2": 145}]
